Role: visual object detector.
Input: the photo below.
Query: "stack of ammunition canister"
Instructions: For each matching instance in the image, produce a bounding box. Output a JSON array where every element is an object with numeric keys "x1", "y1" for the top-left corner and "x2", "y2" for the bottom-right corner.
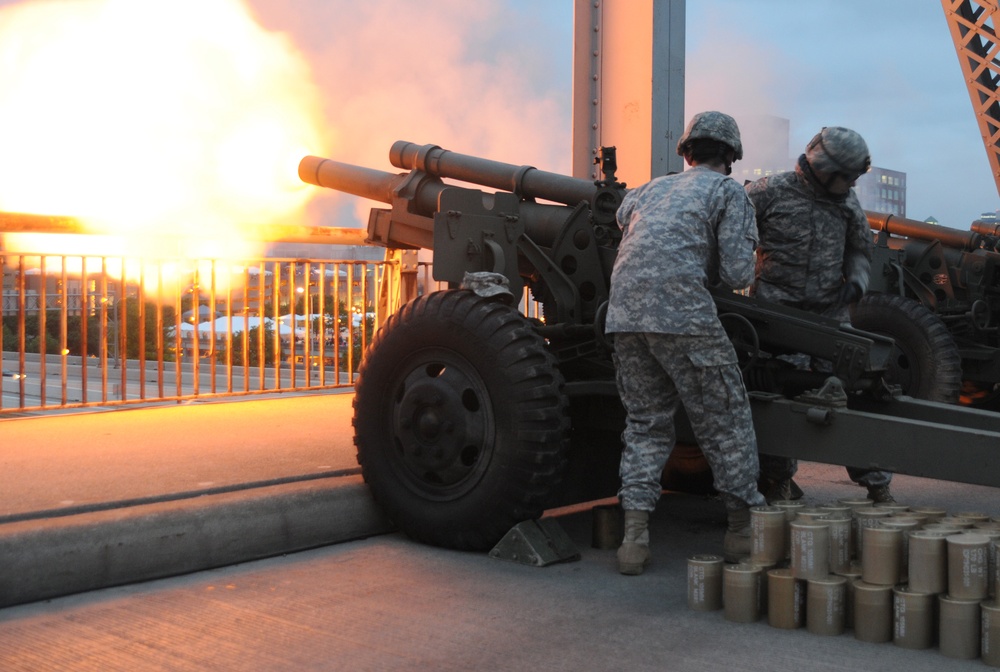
[{"x1": 687, "y1": 502, "x2": 1000, "y2": 664}]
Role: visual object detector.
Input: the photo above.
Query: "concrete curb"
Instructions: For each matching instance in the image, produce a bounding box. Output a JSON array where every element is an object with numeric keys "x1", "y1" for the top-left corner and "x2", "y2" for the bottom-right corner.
[{"x1": 0, "y1": 474, "x2": 394, "y2": 608}]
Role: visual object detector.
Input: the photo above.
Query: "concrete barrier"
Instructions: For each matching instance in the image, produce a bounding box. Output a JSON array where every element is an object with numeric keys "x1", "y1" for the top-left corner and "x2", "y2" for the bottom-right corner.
[{"x1": 0, "y1": 475, "x2": 393, "y2": 607}]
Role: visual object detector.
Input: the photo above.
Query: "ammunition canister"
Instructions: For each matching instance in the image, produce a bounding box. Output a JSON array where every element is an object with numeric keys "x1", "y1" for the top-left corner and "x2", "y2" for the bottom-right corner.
[
  {"x1": 790, "y1": 520, "x2": 830, "y2": 580},
  {"x1": 922, "y1": 523, "x2": 965, "y2": 535},
  {"x1": 983, "y1": 600, "x2": 1000, "y2": 667},
  {"x1": 908, "y1": 531, "x2": 949, "y2": 595},
  {"x1": 750, "y1": 506, "x2": 786, "y2": 565},
  {"x1": 837, "y1": 497, "x2": 874, "y2": 510},
  {"x1": 891, "y1": 511, "x2": 928, "y2": 527},
  {"x1": 938, "y1": 595, "x2": 981, "y2": 660},
  {"x1": 741, "y1": 560, "x2": 776, "y2": 614},
  {"x1": 956, "y1": 517, "x2": 989, "y2": 528},
  {"x1": 772, "y1": 500, "x2": 805, "y2": 522},
  {"x1": 818, "y1": 503, "x2": 853, "y2": 518},
  {"x1": 964, "y1": 530, "x2": 1000, "y2": 598},
  {"x1": 687, "y1": 554, "x2": 724, "y2": 612},
  {"x1": 835, "y1": 565, "x2": 863, "y2": 628},
  {"x1": 948, "y1": 533, "x2": 990, "y2": 600},
  {"x1": 966, "y1": 528, "x2": 1000, "y2": 537},
  {"x1": 767, "y1": 568, "x2": 804, "y2": 630},
  {"x1": 794, "y1": 508, "x2": 832, "y2": 523},
  {"x1": 772, "y1": 500, "x2": 804, "y2": 559},
  {"x1": 853, "y1": 508, "x2": 893, "y2": 562},
  {"x1": 853, "y1": 580, "x2": 893, "y2": 643},
  {"x1": 938, "y1": 517, "x2": 976, "y2": 529},
  {"x1": 862, "y1": 525, "x2": 902, "y2": 586},
  {"x1": 879, "y1": 518, "x2": 921, "y2": 581},
  {"x1": 909, "y1": 506, "x2": 947, "y2": 524},
  {"x1": 590, "y1": 504, "x2": 622, "y2": 550},
  {"x1": 806, "y1": 575, "x2": 847, "y2": 636},
  {"x1": 825, "y1": 516, "x2": 852, "y2": 574},
  {"x1": 723, "y1": 564, "x2": 762, "y2": 623},
  {"x1": 893, "y1": 585, "x2": 935, "y2": 650}
]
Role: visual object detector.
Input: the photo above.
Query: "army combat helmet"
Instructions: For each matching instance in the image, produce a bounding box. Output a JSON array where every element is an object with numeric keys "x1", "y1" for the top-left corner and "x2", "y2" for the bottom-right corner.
[
  {"x1": 676, "y1": 111, "x2": 744, "y2": 160},
  {"x1": 804, "y1": 126, "x2": 871, "y2": 187}
]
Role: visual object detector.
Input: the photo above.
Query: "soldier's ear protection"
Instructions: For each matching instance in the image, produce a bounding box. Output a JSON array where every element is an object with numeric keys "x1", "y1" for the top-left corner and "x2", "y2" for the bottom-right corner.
[{"x1": 720, "y1": 145, "x2": 735, "y2": 176}]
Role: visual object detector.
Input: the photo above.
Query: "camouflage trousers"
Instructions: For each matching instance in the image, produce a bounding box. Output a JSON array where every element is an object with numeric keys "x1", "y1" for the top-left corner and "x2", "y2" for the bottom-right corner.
[
  {"x1": 759, "y1": 454, "x2": 891, "y2": 487},
  {"x1": 612, "y1": 332, "x2": 765, "y2": 513}
]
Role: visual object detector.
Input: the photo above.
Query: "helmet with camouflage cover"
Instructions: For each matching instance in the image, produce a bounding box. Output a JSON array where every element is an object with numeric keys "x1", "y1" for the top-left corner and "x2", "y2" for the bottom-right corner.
[
  {"x1": 676, "y1": 111, "x2": 744, "y2": 160},
  {"x1": 804, "y1": 127, "x2": 871, "y2": 182}
]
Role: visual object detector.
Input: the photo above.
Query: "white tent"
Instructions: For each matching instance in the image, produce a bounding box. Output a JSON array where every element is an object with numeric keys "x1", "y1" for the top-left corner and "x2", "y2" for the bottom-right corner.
[{"x1": 173, "y1": 316, "x2": 293, "y2": 337}]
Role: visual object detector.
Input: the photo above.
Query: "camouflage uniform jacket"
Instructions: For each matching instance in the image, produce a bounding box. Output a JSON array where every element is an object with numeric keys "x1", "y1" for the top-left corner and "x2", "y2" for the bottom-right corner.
[
  {"x1": 605, "y1": 166, "x2": 758, "y2": 337},
  {"x1": 746, "y1": 165, "x2": 872, "y2": 315}
]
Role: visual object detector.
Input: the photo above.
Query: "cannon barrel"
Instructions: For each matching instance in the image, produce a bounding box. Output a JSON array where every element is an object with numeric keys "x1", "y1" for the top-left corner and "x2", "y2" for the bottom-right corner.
[
  {"x1": 971, "y1": 219, "x2": 1000, "y2": 239},
  {"x1": 866, "y1": 210, "x2": 982, "y2": 251},
  {"x1": 298, "y1": 154, "x2": 579, "y2": 250},
  {"x1": 389, "y1": 141, "x2": 602, "y2": 209},
  {"x1": 298, "y1": 155, "x2": 444, "y2": 215}
]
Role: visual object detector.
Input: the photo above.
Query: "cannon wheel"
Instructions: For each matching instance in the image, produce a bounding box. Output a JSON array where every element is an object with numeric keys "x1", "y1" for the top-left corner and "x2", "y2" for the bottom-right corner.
[
  {"x1": 851, "y1": 293, "x2": 962, "y2": 402},
  {"x1": 353, "y1": 290, "x2": 570, "y2": 551}
]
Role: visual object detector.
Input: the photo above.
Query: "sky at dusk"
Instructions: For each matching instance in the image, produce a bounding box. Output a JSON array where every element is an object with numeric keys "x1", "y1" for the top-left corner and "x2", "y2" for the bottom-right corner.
[
  {"x1": 0, "y1": 0, "x2": 995, "y2": 234},
  {"x1": 246, "y1": 0, "x2": 1000, "y2": 230},
  {"x1": 683, "y1": 1, "x2": 997, "y2": 229}
]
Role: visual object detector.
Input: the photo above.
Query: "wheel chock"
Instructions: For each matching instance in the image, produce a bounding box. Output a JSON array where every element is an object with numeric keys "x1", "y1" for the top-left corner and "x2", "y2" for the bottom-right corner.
[{"x1": 488, "y1": 518, "x2": 580, "y2": 566}]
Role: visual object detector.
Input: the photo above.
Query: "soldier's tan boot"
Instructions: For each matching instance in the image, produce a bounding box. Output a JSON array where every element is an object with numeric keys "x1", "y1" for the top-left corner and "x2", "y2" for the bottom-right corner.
[
  {"x1": 759, "y1": 477, "x2": 803, "y2": 504},
  {"x1": 617, "y1": 510, "x2": 651, "y2": 575},
  {"x1": 867, "y1": 484, "x2": 895, "y2": 504},
  {"x1": 723, "y1": 507, "x2": 752, "y2": 563}
]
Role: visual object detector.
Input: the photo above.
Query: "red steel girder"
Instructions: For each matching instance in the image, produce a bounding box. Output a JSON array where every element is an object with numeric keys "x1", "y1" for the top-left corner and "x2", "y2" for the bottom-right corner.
[{"x1": 943, "y1": 0, "x2": 1000, "y2": 198}]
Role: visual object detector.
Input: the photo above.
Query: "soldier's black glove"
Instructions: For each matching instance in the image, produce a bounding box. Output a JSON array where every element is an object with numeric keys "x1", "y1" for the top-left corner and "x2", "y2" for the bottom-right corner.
[{"x1": 839, "y1": 281, "x2": 863, "y2": 305}]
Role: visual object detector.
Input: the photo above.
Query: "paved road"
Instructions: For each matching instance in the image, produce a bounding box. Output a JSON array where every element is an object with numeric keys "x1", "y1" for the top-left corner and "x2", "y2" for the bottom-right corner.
[
  {"x1": 1, "y1": 460, "x2": 997, "y2": 671},
  {"x1": 0, "y1": 391, "x2": 395, "y2": 610},
  {"x1": 0, "y1": 391, "x2": 357, "y2": 521}
]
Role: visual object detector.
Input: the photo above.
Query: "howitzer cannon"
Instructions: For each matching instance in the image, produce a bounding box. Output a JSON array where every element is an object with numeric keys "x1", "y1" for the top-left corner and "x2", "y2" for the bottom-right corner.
[
  {"x1": 858, "y1": 211, "x2": 1000, "y2": 407},
  {"x1": 300, "y1": 142, "x2": 1000, "y2": 551},
  {"x1": 300, "y1": 142, "x2": 624, "y2": 326},
  {"x1": 300, "y1": 143, "x2": 886, "y2": 389}
]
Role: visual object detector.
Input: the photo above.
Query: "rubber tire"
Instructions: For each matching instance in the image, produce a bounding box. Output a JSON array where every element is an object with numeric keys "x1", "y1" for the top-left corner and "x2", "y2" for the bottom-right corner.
[
  {"x1": 353, "y1": 290, "x2": 570, "y2": 551},
  {"x1": 850, "y1": 293, "x2": 962, "y2": 402}
]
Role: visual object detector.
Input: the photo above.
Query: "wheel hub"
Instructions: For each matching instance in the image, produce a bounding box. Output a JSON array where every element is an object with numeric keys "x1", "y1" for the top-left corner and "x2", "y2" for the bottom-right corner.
[
  {"x1": 392, "y1": 361, "x2": 490, "y2": 493},
  {"x1": 415, "y1": 407, "x2": 444, "y2": 440}
]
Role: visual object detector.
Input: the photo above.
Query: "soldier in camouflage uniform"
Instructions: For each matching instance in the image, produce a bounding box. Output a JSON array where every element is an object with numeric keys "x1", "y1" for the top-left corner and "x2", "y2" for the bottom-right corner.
[
  {"x1": 747, "y1": 126, "x2": 894, "y2": 504},
  {"x1": 605, "y1": 111, "x2": 766, "y2": 573}
]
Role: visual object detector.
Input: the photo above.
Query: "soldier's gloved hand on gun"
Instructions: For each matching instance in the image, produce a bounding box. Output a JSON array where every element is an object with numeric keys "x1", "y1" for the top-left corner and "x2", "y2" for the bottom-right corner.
[{"x1": 839, "y1": 280, "x2": 863, "y2": 305}]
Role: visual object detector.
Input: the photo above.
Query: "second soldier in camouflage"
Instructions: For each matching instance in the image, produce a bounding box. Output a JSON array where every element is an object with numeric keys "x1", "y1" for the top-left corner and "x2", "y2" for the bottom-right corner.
[{"x1": 605, "y1": 111, "x2": 766, "y2": 573}]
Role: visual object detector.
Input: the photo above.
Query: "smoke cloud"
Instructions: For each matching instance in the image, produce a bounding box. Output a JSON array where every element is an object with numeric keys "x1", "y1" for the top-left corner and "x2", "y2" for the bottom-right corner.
[{"x1": 246, "y1": 0, "x2": 573, "y2": 228}]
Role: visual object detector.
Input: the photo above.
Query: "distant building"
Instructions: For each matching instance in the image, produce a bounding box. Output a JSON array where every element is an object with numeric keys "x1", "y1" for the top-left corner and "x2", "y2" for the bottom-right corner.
[
  {"x1": 855, "y1": 167, "x2": 906, "y2": 217},
  {"x1": 735, "y1": 116, "x2": 908, "y2": 219}
]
